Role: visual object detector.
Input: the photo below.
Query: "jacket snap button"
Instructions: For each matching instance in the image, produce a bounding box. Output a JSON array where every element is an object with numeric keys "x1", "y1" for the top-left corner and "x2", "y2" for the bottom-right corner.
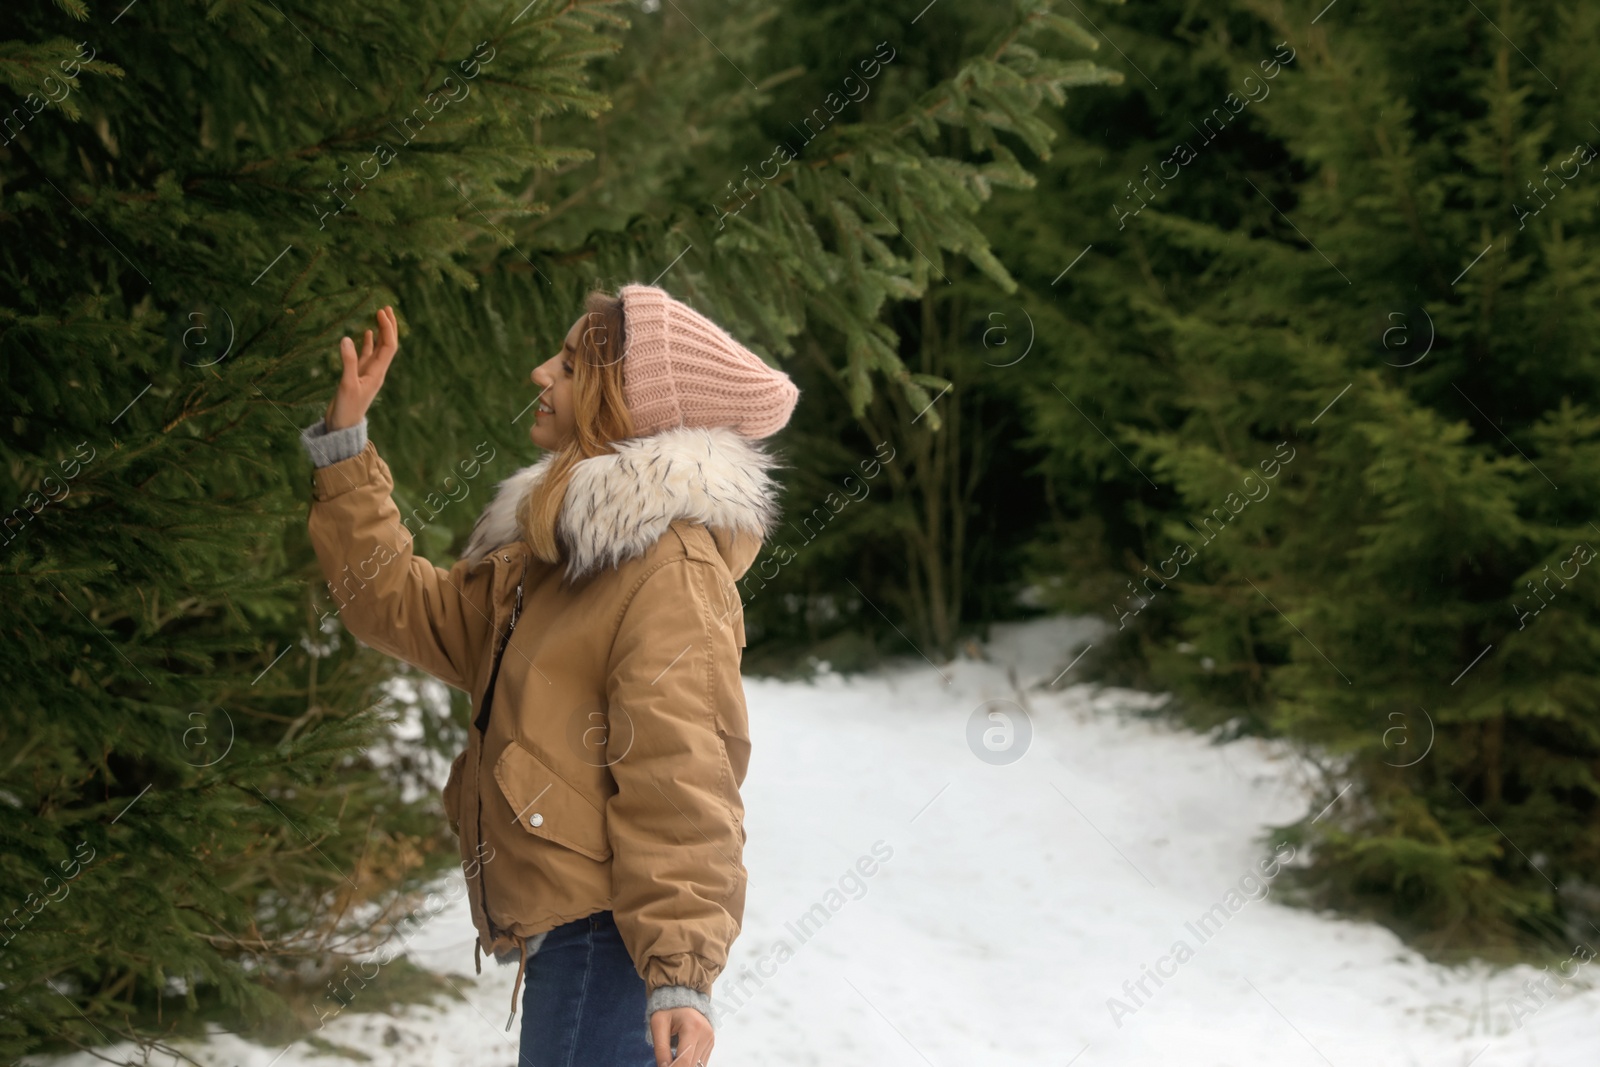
[{"x1": 528, "y1": 812, "x2": 544, "y2": 827}]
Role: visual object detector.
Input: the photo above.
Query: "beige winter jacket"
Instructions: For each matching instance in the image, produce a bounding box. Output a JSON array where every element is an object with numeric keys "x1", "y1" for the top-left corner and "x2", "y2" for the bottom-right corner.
[{"x1": 304, "y1": 424, "x2": 781, "y2": 1024}]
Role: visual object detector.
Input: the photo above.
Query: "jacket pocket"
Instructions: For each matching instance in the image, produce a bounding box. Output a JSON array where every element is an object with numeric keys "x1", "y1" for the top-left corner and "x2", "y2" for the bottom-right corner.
[
  {"x1": 492, "y1": 741, "x2": 612, "y2": 863},
  {"x1": 442, "y1": 749, "x2": 468, "y2": 837}
]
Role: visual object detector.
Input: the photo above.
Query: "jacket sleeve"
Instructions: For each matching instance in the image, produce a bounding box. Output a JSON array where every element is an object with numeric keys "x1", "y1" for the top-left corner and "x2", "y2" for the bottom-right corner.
[
  {"x1": 306, "y1": 438, "x2": 493, "y2": 693},
  {"x1": 604, "y1": 555, "x2": 749, "y2": 1013}
]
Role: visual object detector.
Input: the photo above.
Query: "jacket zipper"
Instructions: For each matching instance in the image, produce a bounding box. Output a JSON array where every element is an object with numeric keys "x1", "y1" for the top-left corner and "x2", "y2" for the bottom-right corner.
[
  {"x1": 474, "y1": 565, "x2": 523, "y2": 732},
  {"x1": 472, "y1": 556, "x2": 527, "y2": 948}
]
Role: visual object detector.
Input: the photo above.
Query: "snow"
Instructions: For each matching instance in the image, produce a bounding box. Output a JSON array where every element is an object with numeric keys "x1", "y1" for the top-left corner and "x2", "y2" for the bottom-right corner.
[{"x1": 38, "y1": 615, "x2": 1600, "y2": 1067}]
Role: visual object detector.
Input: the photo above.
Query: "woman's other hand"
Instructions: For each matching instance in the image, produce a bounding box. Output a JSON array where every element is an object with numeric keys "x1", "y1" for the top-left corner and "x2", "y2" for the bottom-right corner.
[
  {"x1": 325, "y1": 305, "x2": 399, "y2": 431},
  {"x1": 651, "y1": 1006, "x2": 713, "y2": 1067}
]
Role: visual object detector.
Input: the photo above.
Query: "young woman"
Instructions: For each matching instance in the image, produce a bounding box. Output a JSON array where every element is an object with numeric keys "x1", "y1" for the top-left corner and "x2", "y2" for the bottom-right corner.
[{"x1": 298, "y1": 286, "x2": 799, "y2": 1067}]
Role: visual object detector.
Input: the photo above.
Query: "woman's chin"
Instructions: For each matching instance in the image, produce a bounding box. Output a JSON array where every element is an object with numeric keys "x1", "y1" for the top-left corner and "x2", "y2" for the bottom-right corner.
[{"x1": 529, "y1": 421, "x2": 571, "y2": 451}]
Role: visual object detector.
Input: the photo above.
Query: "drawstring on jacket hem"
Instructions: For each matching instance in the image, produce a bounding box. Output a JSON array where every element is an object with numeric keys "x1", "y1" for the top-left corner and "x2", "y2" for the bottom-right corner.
[{"x1": 505, "y1": 933, "x2": 529, "y2": 1032}]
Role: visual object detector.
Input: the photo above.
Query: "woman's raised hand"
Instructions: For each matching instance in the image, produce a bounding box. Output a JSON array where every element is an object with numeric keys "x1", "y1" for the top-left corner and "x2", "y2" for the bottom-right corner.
[{"x1": 325, "y1": 305, "x2": 399, "y2": 431}]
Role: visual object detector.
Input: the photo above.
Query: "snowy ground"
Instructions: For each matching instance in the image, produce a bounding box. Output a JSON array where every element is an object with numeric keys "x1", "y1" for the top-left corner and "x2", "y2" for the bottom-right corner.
[{"x1": 43, "y1": 616, "x2": 1600, "y2": 1067}]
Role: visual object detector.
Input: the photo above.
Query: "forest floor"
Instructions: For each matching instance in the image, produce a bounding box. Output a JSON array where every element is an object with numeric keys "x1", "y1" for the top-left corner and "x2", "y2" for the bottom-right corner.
[{"x1": 42, "y1": 615, "x2": 1600, "y2": 1067}]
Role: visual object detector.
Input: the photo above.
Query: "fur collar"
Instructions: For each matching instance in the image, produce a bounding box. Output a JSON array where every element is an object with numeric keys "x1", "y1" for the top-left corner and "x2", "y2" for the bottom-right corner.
[{"x1": 460, "y1": 425, "x2": 784, "y2": 581}]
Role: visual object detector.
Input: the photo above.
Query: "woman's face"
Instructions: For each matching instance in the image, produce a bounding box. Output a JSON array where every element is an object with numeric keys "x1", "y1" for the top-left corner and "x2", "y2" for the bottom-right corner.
[{"x1": 528, "y1": 314, "x2": 585, "y2": 450}]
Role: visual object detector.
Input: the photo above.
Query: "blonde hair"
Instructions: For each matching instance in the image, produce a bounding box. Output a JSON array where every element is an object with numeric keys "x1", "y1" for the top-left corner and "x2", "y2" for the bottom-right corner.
[{"x1": 517, "y1": 290, "x2": 636, "y2": 563}]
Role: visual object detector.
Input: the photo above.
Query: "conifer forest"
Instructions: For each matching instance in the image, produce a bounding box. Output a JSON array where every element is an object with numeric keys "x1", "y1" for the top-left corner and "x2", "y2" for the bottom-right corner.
[{"x1": 3, "y1": 1, "x2": 1598, "y2": 1064}]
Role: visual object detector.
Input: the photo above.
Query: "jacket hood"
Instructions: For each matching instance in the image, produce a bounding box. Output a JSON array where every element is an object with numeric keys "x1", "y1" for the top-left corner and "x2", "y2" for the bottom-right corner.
[{"x1": 460, "y1": 425, "x2": 784, "y2": 582}]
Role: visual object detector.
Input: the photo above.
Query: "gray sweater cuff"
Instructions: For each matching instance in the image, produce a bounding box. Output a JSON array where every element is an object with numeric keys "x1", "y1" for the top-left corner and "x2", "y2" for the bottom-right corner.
[
  {"x1": 646, "y1": 984, "x2": 714, "y2": 1031},
  {"x1": 300, "y1": 417, "x2": 368, "y2": 468}
]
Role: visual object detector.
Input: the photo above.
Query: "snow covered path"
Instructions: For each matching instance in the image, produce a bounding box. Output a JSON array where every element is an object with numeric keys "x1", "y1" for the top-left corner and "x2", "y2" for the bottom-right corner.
[{"x1": 45, "y1": 617, "x2": 1600, "y2": 1066}]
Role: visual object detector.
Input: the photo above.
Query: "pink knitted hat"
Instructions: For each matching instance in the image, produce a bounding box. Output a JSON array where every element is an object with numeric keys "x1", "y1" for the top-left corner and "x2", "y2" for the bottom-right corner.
[{"x1": 618, "y1": 284, "x2": 799, "y2": 440}]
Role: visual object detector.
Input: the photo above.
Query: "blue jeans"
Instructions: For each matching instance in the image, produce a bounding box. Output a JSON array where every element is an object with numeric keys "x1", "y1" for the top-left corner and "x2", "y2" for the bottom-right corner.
[{"x1": 517, "y1": 910, "x2": 655, "y2": 1067}]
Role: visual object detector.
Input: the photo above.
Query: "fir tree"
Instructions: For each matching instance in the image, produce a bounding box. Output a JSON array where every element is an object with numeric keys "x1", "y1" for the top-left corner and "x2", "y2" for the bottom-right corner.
[{"x1": 1008, "y1": 0, "x2": 1600, "y2": 955}]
